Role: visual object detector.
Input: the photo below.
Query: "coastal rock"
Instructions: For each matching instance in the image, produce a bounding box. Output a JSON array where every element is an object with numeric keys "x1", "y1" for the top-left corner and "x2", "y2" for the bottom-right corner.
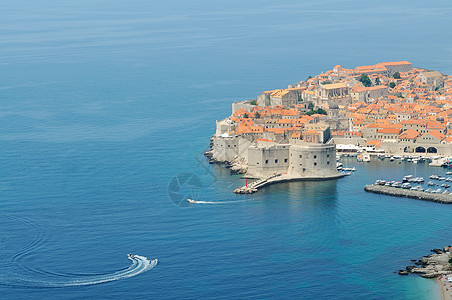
[
  {"x1": 406, "y1": 265, "x2": 416, "y2": 272},
  {"x1": 401, "y1": 245, "x2": 452, "y2": 279},
  {"x1": 398, "y1": 270, "x2": 409, "y2": 275}
]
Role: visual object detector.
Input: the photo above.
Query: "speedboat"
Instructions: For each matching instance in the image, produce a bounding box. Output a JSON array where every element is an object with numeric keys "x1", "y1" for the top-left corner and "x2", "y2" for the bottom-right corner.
[
  {"x1": 187, "y1": 198, "x2": 196, "y2": 203},
  {"x1": 128, "y1": 253, "x2": 135, "y2": 259}
]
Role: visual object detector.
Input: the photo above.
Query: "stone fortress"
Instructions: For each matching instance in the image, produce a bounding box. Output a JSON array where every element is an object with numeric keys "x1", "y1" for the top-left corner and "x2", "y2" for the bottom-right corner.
[{"x1": 210, "y1": 108, "x2": 340, "y2": 181}]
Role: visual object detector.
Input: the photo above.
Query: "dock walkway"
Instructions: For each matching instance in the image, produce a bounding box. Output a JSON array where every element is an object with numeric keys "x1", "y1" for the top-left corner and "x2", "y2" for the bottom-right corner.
[
  {"x1": 233, "y1": 173, "x2": 282, "y2": 194},
  {"x1": 233, "y1": 173, "x2": 345, "y2": 194}
]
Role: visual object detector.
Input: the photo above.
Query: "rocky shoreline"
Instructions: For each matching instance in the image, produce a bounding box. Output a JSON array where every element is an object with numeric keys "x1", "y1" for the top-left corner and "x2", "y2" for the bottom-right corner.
[
  {"x1": 204, "y1": 149, "x2": 248, "y2": 175},
  {"x1": 204, "y1": 137, "x2": 248, "y2": 175},
  {"x1": 398, "y1": 246, "x2": 452, "y2": 278}
]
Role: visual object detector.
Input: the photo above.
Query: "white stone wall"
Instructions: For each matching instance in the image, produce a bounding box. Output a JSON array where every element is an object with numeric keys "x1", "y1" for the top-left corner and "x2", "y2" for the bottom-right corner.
[
  {"x1": 215, "y1": 119, "x2": 235, "y2": 135},
  {"x1": 383, "y1": 63, "x2": 412, "y2": 75},
  {"x1": 381, "y1": 141, "x2": 452, "y2": 156},
  {"x1": 246, "y1": 142, "x2": 338, "y2": 178},
  {"x1": 212, "y1": 136, "x2": 251, "y2": 162},
  {"x1": 232, "y1": 101, "x2": 255, "y2": 114},
  {"x1": 257, "y1": 93, "x2": 271, "y2": 107},
  {"x1": 247, "y1": 144, "x2": 290, "y2": 177},
  {"x1": 288, "y1": 144, "x2": 337, "y2": 177},
  {"x1": 331, "y1": 137, "x2": 367, "y2": 147}
]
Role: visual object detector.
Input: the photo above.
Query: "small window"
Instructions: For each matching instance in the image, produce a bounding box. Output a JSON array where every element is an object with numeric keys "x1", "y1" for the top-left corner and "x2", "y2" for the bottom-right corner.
[
  {"x1": 265, "y1": 160, "x2": 269, "y2": 164},
  {"x1": 314, "y1": 162, "x2": 317, "y2": 166},
  {"x1": 228, "y1": 145, "x2": 230, "y2": 147},
  {"x1": 327, "y1": 161, "x2": 330, "y2": 165},
  {"x1": 284, "y1": 159, "x2": 288, "y2": 163},
  {"x1": 299, "y1": 155, "x2": 302, "y2": 158},
  {"x1": 314, "y1": 155, "x2": 317, "y2": 159},
  {"x1": 327, "y1": 154, "x2": 329, "y2": 158},
  {"x1": 275, "y1": 159, "x2": 278, "y2": 163}
]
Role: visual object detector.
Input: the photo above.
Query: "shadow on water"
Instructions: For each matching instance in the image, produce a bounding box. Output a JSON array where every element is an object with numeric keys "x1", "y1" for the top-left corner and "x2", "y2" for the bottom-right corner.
[{"x1": 257, "y1": 178, "x2": 339, "y2": 208}]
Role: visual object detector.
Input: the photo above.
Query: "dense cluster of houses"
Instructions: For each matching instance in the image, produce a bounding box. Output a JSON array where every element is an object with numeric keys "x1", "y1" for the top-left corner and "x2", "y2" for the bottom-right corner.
[{"x1": 223, "y1": 61, "x2": 452, "y2": 155}]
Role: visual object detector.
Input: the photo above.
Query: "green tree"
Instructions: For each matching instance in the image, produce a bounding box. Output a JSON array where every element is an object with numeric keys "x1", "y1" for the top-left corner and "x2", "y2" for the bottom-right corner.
[
  {"x1": 308, "y1": 102, "x2": 314, "y2": 110},
  {"x1": 254, "y1": 111, "x2": 260, "y2": 118},
  {"x1": 393, "y1": 72, "x2": 401, "y2": 79},
  {"x1": 375, "y1": 77, "x2": 381, "y2": 85},
  {"x1": 390, "y1": 82, "x2": 396, "y2": 88},
  {"x1": 359, "y1": 74, "x2": 372, "y2": 87},
  {"x1": 306, "y1": 108, "x2": 327, "y2": 116},
  {"x1": 321, "y1": 81, "x2": 332, "y2": 85},
  {"x1": 243, "y1": 113, "x2": 248, "y2": 118},
  {"x1": 316, "y1": 108, "x2": 327, "y2": 115},
  {"x1": 298, "y1": 96, "x2": 303, "y2": 102},
  {"x1": 250, "y1": 100, "x2": 257, "y2": 105},
  {"x1": 307, "y1": 75, "x2": 312, "y2": 80}
]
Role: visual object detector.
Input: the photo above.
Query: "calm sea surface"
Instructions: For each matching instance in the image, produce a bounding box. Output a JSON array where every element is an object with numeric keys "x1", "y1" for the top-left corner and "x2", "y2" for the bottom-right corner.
[{"x1": 1, "y1": 0, "x2": 452, "y2": 299}]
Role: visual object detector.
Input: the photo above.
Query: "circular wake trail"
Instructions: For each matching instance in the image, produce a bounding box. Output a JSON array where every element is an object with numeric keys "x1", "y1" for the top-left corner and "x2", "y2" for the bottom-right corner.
[{"x1": 0, "y1": 255, "x2": 157, "y2": 288}]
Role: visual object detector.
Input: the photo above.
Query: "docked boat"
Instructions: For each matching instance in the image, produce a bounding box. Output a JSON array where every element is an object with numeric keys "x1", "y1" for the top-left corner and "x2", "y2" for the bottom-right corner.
[
  {"x1": 401, "y1": 183, "x2": 412, "y2": 189},
  {"x1": 375, "y1": 180, "x2": 386, "y2": 185},
  {"x1": 362, "y1": 153, "x2": 370, "y2": 162}
]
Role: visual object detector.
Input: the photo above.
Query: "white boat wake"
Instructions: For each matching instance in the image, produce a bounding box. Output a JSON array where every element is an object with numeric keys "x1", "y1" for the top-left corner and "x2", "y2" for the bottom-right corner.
[
  {"x1": 0, "y1": 255, "x2": 157, "y2": 288},
  {"x1": 187, "y1": 198, "x2": 251, "y2": 204},
  {"x1": 1, "y1": 215, "x2": 158, "y2": 288}
]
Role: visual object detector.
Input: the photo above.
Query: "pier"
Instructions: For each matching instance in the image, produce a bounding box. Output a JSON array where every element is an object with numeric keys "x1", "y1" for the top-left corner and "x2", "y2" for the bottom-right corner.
[
  {"x1": 233, "y1": 173, "x2": 282, "y2": 194},
  {"x1": 364, "y1": 184, "x2": 452, "y2": 204},
  {"x1": 233, "y1": 173, "x2": 345, "y2": 194}
]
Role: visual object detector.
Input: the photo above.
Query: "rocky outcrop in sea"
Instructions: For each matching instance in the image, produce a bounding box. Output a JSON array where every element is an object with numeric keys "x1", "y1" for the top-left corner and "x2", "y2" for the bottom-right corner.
[{"x1": 398, "y1": 246, "x2": 452, "y2": 277}]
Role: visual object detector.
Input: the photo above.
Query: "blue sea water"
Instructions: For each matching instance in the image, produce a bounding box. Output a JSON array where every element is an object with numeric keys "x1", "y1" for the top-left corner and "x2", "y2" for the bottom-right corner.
[{"x1": 1, "y1": 0, "x2": 452, "y2": 299}]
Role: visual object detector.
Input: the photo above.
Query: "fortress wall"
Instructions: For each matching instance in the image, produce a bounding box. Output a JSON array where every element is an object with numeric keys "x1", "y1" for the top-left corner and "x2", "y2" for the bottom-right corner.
[
  {"x1": 232, "y1": 101, "x2": 255, "y2": 114},
  {"x1": 212, "y1": 136, "x2": 240, "y2": 162},
  {"x1": 288, "y1": 144, "x2": 337, "y2": 177},
  {"x1": 247, "y1": 144, "x2": 290, "y2": 177},
  {"x1": 331, "y1": 137, "x2": 367, "y2": 146}
]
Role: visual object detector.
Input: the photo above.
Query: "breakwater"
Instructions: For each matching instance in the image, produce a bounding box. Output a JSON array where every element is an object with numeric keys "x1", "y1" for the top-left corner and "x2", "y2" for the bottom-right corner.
[{"x1": 364, "y1": 184, "x2": 452, "y2": 204}]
